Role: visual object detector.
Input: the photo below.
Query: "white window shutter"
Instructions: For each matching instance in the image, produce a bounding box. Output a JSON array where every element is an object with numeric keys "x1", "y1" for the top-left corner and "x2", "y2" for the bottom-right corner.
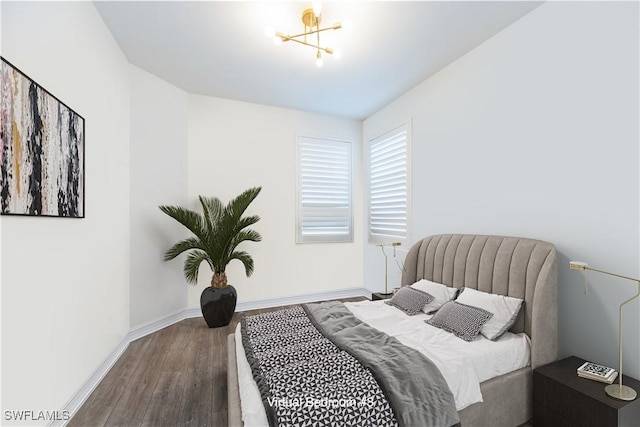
[
  {"x1": 368, "y1": 123, "x2": 410, "y2": 244},
  {"x1": 297, "y1": 136, "x2": 353, "y2": 243}
]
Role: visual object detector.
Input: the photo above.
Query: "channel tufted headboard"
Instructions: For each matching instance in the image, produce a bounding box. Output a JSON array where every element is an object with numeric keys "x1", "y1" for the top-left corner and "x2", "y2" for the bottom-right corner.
[{"x1": 401, "y1": 234, "x2": 558, "y2": 368}]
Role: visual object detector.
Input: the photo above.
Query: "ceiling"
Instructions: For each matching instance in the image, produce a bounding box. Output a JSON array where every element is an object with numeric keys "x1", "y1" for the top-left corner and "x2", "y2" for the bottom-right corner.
[{"x1": 95, "y1": 1, "x2": 542, "y2": 120}]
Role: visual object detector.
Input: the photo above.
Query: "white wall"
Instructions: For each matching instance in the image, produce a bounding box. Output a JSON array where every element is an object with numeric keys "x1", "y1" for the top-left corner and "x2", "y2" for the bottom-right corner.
[
  {"x1": 129, "y1": 66, "x2": 188, "y2": 328},
  {"x1": 1, "y1": 0, "x2": 131, "y2": 418},
  {"x1": 187, "y1": 95, "x2": 363, "y2": 307},
  {"x1": 364, "y1": 1, "x2": 640, "y2": 378}
]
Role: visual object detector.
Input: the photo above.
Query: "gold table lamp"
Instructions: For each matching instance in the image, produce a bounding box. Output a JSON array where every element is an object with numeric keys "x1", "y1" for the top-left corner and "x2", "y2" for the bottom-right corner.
[
  {"x1": 569, "y1": 261, "x2": 640, "y2": 401},
  {"x1": 378, "y1": 242, "x2": 401, "y2": 295}
]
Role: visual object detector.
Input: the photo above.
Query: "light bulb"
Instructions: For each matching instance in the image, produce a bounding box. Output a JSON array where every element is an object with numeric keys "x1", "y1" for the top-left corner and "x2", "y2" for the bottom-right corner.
[
  {"x1": 316, "y1": 53, "x2": 323, "y2": 68},
  {"x1": 265, "y1": 26, "x2": 275, "y2": 38},
  {"x1": 312, "y1": 1, "x2": 322, "y2": 17},
  {"x1": 341, "y1": 18, "x2": 353, "y2": 30},
  {"x1": 333, "y1": 49, "x2": 342, "y2": 59},
  {"x1": 273, "y1": 36, "x2": 282, "y2": 45}
]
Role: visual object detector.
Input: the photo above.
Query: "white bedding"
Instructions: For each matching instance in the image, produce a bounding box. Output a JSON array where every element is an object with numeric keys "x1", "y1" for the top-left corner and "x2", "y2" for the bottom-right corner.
[{"x1": 235, "y1": 299, "x2": 531, "y2": 427}]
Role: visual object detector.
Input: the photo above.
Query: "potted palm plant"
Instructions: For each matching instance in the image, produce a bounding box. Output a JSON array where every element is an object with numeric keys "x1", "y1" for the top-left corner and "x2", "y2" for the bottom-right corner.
[{"x1": 160, "y1": 187, "x2": 262, "y2": 327}]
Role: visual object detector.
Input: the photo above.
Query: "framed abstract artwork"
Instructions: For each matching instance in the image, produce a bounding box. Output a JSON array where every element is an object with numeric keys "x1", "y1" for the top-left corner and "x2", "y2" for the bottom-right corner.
[{"x1": 1, "y1": 57, "x2": 84, "y2": 218}]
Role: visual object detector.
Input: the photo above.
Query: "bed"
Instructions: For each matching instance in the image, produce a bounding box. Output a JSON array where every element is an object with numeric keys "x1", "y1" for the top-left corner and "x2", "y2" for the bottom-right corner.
[{"x1": 227, "y1": 234, "x2": 558, "y2": 426}]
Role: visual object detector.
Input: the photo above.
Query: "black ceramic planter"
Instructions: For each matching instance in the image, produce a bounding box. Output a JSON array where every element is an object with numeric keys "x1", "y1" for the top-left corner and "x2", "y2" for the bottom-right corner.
[{"x1": 200, "y1": 285, "x2": 237, "y2": 328}]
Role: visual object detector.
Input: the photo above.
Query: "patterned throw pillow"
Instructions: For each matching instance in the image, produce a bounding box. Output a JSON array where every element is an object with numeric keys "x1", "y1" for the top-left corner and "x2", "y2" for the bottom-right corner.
[
  {"x1": 455, "y1": 287, "x2": 524, "y2": 340},
  {"x1": 384, "y1": 287, "x2": 434, "y2": 316},
  {"x1": 426, "y1": 301, "x2": 493, "y2": 341}
]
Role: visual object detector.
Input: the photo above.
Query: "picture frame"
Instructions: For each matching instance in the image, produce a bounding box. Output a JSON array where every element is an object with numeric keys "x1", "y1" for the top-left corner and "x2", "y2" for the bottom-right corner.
[{"x1": 1, "y1": 57, "x2": 85, "y2": 218}]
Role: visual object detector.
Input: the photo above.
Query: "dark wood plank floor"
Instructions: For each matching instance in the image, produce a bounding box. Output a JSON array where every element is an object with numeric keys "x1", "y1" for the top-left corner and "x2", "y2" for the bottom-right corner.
[{"x1": 70, "y1": 297, "x2": 365, "y2": 427}]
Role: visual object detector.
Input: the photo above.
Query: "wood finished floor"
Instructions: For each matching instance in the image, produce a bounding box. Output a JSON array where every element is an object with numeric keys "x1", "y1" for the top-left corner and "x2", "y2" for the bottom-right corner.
[{"x1": 70, "y1": 297, "x2": 365, "y2": 427}]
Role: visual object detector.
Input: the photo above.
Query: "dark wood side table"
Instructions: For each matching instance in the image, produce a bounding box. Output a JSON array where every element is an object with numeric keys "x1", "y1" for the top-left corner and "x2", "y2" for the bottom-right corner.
[
  {"x1": 533, "y1": 356, "x2": 640, "y2": 427},
  {"x1": 371, "y1": 292, "x2": 393, "y2": 301}
]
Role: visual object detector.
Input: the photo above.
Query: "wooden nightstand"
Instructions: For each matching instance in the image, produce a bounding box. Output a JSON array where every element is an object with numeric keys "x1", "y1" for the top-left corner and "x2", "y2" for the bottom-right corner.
[
  {"x1": 533, "y1": 356, "x2": 640, "y2": 427},
  {"x1": 371, "y1": 292, "x2": 393, "y2": 301}
]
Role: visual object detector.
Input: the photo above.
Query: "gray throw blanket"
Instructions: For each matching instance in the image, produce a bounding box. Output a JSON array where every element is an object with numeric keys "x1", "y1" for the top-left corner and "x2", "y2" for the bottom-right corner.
[{"x1": 241, "y1": 301, "x2": 460, "y2": 427}]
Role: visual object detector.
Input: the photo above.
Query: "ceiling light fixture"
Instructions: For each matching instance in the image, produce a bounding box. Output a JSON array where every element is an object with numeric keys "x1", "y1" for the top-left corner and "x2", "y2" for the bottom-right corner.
[{"x1": 266, "y1": 2, "x2": 347, "y2": 67}]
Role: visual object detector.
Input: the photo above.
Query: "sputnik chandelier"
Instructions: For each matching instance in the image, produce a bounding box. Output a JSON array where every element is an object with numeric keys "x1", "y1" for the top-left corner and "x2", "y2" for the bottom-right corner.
[{"x1": 265, "y1": 2, "x2": 349, "y2": 67}]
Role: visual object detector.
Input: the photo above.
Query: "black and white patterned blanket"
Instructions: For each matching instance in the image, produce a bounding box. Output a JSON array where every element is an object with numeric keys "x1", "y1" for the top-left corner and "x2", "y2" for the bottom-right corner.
[{"x1": 241, "y1": 302, "x2": 460, "y2": 427}]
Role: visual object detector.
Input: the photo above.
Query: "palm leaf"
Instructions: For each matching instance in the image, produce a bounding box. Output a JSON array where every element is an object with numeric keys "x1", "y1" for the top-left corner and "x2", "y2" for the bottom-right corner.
[
  {"x1": 183, "y1": 250, "x2": 212, "y2": 285},
  {"x1": 232, "y1": 215, "x2": 261, "y2": 234},
  {"x1": 216, "y1": 189, "x2": 261, "y2": 269},
  {"x1": 228, "y1": 230, "x2": 262, "y2": 252},
  {"x1": 224, "y1": 187, "x2": 262, "y2": 224},
  {"x1": 160, "y1": 187, "x2": 262, "y2": 287},
  {"x1": 198, "y1": 196, "x2": 223, "y2": 243},
  {"x1": 229, "y1": 250, "x2": 255, "y2": 277},
  {"x1": 164, "y1": 237, "x2": 207, "y2": 261},
  {"x1": 159, "y1": 205, "x2": 206, "y2": 241}
]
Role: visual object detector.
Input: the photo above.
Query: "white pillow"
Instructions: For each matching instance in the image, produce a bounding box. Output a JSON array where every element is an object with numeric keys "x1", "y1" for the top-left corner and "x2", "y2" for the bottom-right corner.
[
  {"x1": 455, "y1": 287, "x2": 524, "y2": 341},
  {"x1": 410, "y1": 279, "x2": 458, "y2": 314}
]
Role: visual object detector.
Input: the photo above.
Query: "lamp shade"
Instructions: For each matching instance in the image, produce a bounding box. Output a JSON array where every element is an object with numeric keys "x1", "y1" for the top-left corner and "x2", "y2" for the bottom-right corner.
[{"x1": 569, "y1": 261, "x2": 588, "y2": 270}]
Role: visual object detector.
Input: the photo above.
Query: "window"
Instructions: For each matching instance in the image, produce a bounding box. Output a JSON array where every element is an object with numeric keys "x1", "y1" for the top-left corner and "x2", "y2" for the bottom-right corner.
[
  {"x1": 297, "y1": 136, "x2": 353, "y2": 243},
  {"x1": 368, "y1": 122, "x2": 411, "y2": 244}
]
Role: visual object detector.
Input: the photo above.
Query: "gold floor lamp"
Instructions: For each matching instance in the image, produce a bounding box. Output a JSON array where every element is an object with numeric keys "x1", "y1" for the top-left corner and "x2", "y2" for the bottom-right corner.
[{"x1": 569, "y1": 261, "x2": 640, "y2": 401}]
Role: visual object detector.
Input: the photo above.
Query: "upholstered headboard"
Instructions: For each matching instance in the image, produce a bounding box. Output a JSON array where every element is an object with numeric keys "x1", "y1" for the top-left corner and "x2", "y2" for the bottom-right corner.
[{"x1": 401, "y1": 234, "x2": 558, "y2": 368}]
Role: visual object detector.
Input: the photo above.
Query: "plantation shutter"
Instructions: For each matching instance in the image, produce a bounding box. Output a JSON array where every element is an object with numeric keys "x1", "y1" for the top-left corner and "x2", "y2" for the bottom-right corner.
[
  {"x1": 368, "y1": 124, "x2": 410, "y2": 243},
  {"x1": 297, "y1": 136, "x2": 353, "y2": 243}
]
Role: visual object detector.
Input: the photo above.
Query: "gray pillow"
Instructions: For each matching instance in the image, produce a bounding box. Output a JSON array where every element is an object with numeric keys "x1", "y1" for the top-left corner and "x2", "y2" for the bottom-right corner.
[
  {"x1": 426, "y1": 301, "x2": 493, "y2": 341},
  {"x1": 385, "y1": 287, "x2": 434, "y2": 316}
]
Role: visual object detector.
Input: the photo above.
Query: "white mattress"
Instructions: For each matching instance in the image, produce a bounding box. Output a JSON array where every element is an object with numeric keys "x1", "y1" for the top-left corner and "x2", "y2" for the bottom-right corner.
[{"x1": 235, "y1": 300, "x2": 531, "y2": 427}]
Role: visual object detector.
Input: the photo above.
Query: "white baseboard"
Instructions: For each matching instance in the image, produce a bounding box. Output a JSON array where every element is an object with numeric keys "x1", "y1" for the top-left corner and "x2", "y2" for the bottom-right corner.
[
  {"x1": 50, "y1": 308, "x2": 190, "y2": 427},
  {"x1": 49, "y1": 338, "x2": 130, "y2": 427},
  {"x1": 127, "y1": 308, "x2": 190, "y2": 342},
  {"x1": 54, "y1": 287, "x2": 370, "y2": 426}
]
